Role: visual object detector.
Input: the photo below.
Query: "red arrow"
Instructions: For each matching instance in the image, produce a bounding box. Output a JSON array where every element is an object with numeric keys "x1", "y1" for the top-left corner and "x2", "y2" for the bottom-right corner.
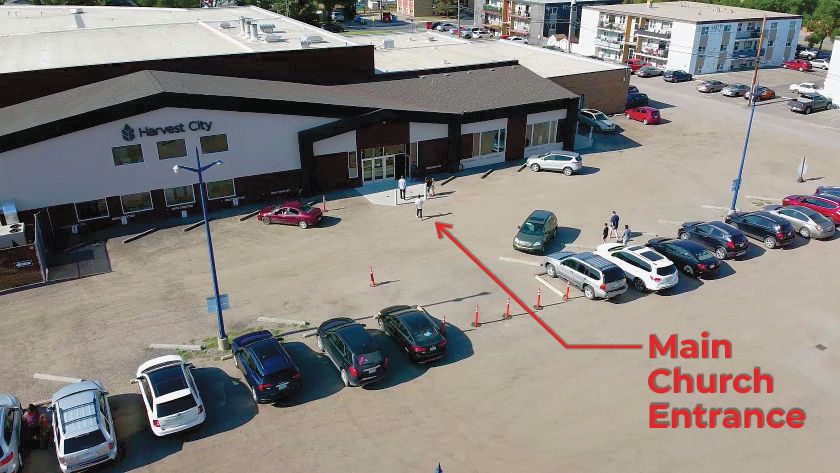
[{"x1": 435, "y1": 222, "x2": 642, "y2": 350}]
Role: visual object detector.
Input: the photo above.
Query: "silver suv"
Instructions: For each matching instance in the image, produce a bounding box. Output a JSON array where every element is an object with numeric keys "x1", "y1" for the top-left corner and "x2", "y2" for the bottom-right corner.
[
  {"x1": 543, "y1": 251, "x2": 628, "y2": 300},
  {"x1": 50, "y1": 381, "x2": 117, "y2": 473}
]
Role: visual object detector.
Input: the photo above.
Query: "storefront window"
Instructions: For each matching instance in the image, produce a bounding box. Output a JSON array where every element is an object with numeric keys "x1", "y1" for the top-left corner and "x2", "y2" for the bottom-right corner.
[
  {"x1": 472, "y1": 129, "x2": 507, "y2": 157},
  {"x1": 164, "y1": 185, "x2": 195, "y2": 207},
  {"x1": 75, "y1": 199, "x2": 109, "y2": 221},
  {"x1": 120, "y1": 192, "x2": 153, "y2": 214},
  {"x1": 206, "y1": 180, "x2": 236, "y2": 200},
  {"x1": 361, "y1": 147, "x2": 383, "y2": 159},
  {"x1": 200, "y1": 134, "x2": 228, "y2": 154},
  {"x1": 112, "y1": 145, "x2": 144, "y2": 166},
  {"x1": 383, "y1": 144, "x2": 405, "y2": 155},
  {"x1": 157, "y1": 139, "x2": 187, "y2": 160},
  {"x1": 526, "y1": 120, "x2": 559, "y2": 147}
]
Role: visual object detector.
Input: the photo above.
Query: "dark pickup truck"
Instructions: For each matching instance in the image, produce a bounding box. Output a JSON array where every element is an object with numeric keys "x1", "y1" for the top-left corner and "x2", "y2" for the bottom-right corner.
[{"x1": 788, "y1": 93, "x2": 833, "y2": 114}]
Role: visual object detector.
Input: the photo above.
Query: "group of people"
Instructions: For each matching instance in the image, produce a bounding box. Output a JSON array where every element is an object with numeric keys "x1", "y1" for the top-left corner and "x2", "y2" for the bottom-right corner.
[
  {"x1": 603, "y1": 210, "x2": 632, "y2": 244},
  {"x1": 21, "y1": 403, "x2": 52, "y2": 450},
  {"x1": 397, "y1": 175, "x2": 436, "y2": 219}
]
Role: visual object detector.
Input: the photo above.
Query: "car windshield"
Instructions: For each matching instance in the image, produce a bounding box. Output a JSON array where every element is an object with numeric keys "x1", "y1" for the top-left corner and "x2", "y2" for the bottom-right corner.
[
  {"x1": 603, "y1": 266, "x2": 626, "y2": 283},
  {"x1": 810, "y1": 212, "x2": 831, "y2": 225},
  {"x1": 593, "y1": 112, "x2": 608, "y2": 120},
  {"x1": 299, "y1": 205, "x2": 313, "y2": 212},
  {"x1": 64, "y1": 429, "x2": 106, "y2": 454},
  {"x1": 520, "y1": 222, "x2": 544, "y2": 235},
  {"x1": 357, "y1": 351, "x2": 383, "y2": 367},
  {"x1": 656, "y1": 265, "x2": 677, "y2": 276},
  {"x1": 156, "y1": 394, "x2": 197, "y2": 418}
]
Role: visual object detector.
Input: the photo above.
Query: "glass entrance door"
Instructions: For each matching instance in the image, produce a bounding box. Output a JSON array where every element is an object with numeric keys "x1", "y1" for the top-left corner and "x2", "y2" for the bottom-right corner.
[{"x1": 362, "y1": 156, "x2": 397, "y2": 184}]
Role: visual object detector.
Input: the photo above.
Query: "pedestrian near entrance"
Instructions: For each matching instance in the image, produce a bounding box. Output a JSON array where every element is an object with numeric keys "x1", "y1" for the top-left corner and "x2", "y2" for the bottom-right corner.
[
  {"x1": 425, "y1": 176, "x2": 432, "y2": 198},
  {"x1": 429, "y1": 177, "x2": 436, "y2": 196},
  {"x1": 609, "y1": 210, "x2": 620, "y2": 239},
  {"x1": 415, "y1": 196, "x2": 424, "y2": 219},
  {"x1": 398, "y1": 175, "x2": 407, "y2": 200},
  {"x1": 602, "y1": 223, "x2": 609, "y2": 243},
  {"x1": 622, "y1": 224, "x2": 631, "y2": 245}
]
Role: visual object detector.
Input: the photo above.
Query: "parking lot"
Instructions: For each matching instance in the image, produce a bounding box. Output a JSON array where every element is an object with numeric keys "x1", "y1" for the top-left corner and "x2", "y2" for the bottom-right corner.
[{"x1": 2, "y1": 65, "x2": 840, "y2": 472}]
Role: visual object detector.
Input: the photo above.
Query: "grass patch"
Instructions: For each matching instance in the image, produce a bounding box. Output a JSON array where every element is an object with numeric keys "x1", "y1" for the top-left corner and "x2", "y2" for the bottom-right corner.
[{"x1": 174, "y1": 324, "x2": 298, "y2": 361}]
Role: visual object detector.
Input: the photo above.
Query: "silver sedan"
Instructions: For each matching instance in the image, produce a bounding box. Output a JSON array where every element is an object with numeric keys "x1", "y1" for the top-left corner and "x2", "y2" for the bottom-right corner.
[
  {"x1": 722, "y1": 83, "x2": 750, "y2": 97},
  {"x1": 697, "y1": 80, "x2": 726, "y2": 93},
  {"x1": 763, "y1": 205, "x2": 835, "y2": 239}
]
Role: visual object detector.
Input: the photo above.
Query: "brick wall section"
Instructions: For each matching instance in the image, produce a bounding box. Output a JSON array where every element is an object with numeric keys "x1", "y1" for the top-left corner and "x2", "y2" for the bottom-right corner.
[
  {"x1": 549, "y1": 68, "x2": 631, "y2": 115},
  {"x1": 0, "y1": 245, "x2": 43, "y2": 291},
  {"x1": 505, "y1": 115, "x2": 527, "y2": 161},
  {"x1": 417, "y1": 138, "x2": 448, "y2": 170},
  {"x1": 356, "y1": 122, "x2": 410, "y2": 150}
]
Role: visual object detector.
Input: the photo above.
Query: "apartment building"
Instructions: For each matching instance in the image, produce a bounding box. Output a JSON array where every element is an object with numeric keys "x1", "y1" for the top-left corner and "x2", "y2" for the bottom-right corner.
[
  {"x1": 479, "y1": 0, "x2": 619, "y2": 46},
  {"x1": 577, "y1": 1, "x2": 801, "y2": 74}
]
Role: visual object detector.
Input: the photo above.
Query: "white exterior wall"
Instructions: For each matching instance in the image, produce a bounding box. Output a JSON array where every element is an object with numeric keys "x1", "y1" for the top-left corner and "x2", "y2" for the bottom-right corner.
[
  {"x1": 409, "y1": 123, "x2": 448, "y2": 143},
  {"x1": 578, "y1": 8, "x2": 600, "y2": 57},
  {"x1": 822, "y1": 38, "x2": 840, "y2": 101},
  {"x1": 313, "y1": 131, "x2": 356, "y2": 156},
  {"x1": 0, "y1": 108, "x2": 334, "y2": 211},
  {"x1": 667, "y1": 21, "x2": 698, "y2": 72}
]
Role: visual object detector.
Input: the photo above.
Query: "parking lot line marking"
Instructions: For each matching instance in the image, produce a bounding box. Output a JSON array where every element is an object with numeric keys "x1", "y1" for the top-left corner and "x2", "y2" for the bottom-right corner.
[
  {"x1": 149, "y1": 343, "x2": 204, "y2": 351},
  {"x1": 659, "y1": 219, "x2": 682, "y2": 225},
  {"x1": 498, "y1": 256, "x2": 541, "y2": 267},
  {"x1": 34, "y1": 373, "x2": 82, "y2": 383},
  {"x1": 534, "y1": 274, "x2": 567, "y2": 297},
  {"x1": 701, "y1": 204, "x2": 731, "y2": 211},
  {"x1": 257, "y1": 317, "x2": 309, "y2": 327},
  {"x1": 562, "y1": 243, "x2": 596, "y2": 250},
  {"x1": 744, "y1": 195, "x2": 781, "y2": 201}
]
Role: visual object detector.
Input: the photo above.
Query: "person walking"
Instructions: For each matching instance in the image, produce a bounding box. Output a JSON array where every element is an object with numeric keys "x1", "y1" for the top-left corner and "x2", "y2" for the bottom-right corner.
[
  {"x1": 602, "y1": 223, "x2": 609, "y2": 243},
  {"x1": 415, "y1": 195, "x2": 424, "y2": 219},
  {"x1": 622, "y1": 224, "x2": 631, "y2": 245},
  {"x1": 429, "y1": 177, "x2": 436, "y2": 196},
  {"x1": 424, "y1": 176, "x2": 432, "y2": 198},
  {"x1": 609, "y1": 210, "x2": 620, "y2": 239},
  {"x1": 398, "y1": 175, "x2": 407, "y2": 200}
]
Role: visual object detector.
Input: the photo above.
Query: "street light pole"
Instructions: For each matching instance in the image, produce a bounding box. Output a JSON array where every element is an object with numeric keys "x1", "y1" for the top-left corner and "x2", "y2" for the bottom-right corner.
[
  {"x1": 174, "y1": 148, "x2": 228, "y2": 350},
  {"x1": 730, "y1": 15, "x2": 766, "y2": 213}
]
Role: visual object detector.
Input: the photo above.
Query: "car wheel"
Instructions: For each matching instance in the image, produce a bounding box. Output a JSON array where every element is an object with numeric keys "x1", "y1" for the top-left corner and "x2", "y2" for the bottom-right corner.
[
  {"x1": 633, "y1": 278, "x2": 646, "y2": 292},
  {"x1": 530, "y1": 163, "x2": 540, "y2": 172},
  {"x1": 799, "y1": 227, "x2": 811, "y2": 238},
  {"x1": 805, "y1": 107, "x2": 811, "y2": 115},
  {"x1": 546, "y1": 263, "x2": 557, "y2": 278},
  {"x1": 316, "y1": 335, "x2": 324, "y2": 352},
  {"x1": 563, "y1": 167, "x2": 573, "y2": 176},
  {"x1": 714, "y1": 247, "x2": 727, "y2": 259},
  {"x1": 763, "y1": 236, "x2": 777, "y2": 249},
  {"x1": 643, "y1": 119, "x2": 649, "y2": 125},
  {"x1": 298, "y1": 220, "x2": 309, "y2": 229},
  {"x1": 583, "y1": 285, "x2": 595, "y2": 300},
  {"x1": 679, "y1": 232, "x2": 690, "y2": 240},
  {"x1": 683, "y1": 265, "x2": 695, "y2": 278},
  {"x1": 252, "y1": 387, "x2": 259, "y2": 404},
  {"x1": 262, "y1": 217, "x2": 271, "y2": 225},
  {"x1": 340, "y1": 369, "x2": 350, "y2": 387}
]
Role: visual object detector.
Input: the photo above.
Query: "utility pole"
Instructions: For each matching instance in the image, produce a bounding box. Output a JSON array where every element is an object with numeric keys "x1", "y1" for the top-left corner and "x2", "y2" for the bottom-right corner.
[
  {"x1": 568, "y1": 0, "x2": 577, "y2": 46},
  {"x1": 457, "y1": 0, "x2": 461, "y2": 32},
  {"x1": 729, "y1": 15, "x2": 766, "y2": 213}
]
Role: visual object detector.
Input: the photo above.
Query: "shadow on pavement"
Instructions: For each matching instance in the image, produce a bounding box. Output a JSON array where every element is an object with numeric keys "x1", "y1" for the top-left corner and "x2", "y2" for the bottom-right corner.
[
  {"x1": 737, "y1": 242, "x2": 766, "y2": 260},
  {"x1": 585, "y1": 133, "x2": 642, "y2": 154},
  {"x1": 659, "y1": 274, "x2": 704, "y2": 296},
  {"x1": 185, "y1": 367, "x2": 257, "y2": 440},
  {"x1": 283, "y1": 341, "x2": 345, "y2": 405},
  {"x1": 422, "y1": 291, "x2": 491, "y2": 307},
  {"x1": 312, "y1": 216, "x2": 342, "y2": 228},
  {"x1": 577, "y1": 166, "x2": 601, "y2": 176},
  {"x1": 648, "y1": 99, "x2": 675, "y2": 110},
  {"x1": 784, "y1": 236, "x2": 810, "y2": 250}
]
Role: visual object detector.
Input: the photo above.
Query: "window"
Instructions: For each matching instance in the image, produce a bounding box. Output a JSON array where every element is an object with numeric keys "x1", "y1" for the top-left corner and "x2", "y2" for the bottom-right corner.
[
  {"x1": 583, "y1": 265, "x2": 601, "y2": 281},
  {"x1": 724, "y1": 25, "x2": 732, "y2": 32},
  {"x1": 767, "y1": 40, "x2": 774, "y2": 47},
  {"x1": 472, "y1": 129, "x2": 506, "y2": 156},
  {"x1": 206, "y1": 180, "x2": 235, "y2": 200},
  {"x1": 348, "y1": 151, "x2": 358, "y2": 179},
  {"x1": 200, "y1": 134, "x2": 228, "y2": 154},
  {"x1": 718, "y1": 63, "x2": 725, "y2": 71},
  {"x1": 770, "y1": 21, "x2": 777, "y2": 29},
  {"x1": 362, "y1": 147, "x2": 383, "y2": 158},
  {"x1": 112, "y1": 144, "x2": 144, "y2": 166},
  {"x1": 698, "y1": 46, "x2": 706, "y2": 55},
  {"x1": 527, "y1": 121, "x2": 558, "y2": 147},
  {"x1": 99, "y1": 393, "x2": 111, "y2": 434},
  {"x1": 157, "y1": 139, "x2": 187, "y2": 160},
  {"x1": 75, "y1": 199, "x2": 109, "y2": 221},
  {"x1": 700, "y1": 26, "x2": 709, "y2": 36},
  {"x1": 3, "y1": 410, "x2": 12, "y2": 443},
  {"x1": 786, "y1": 40, "x2": 792, "y2": 47},
  {"x1": 164, "y1": 185, "x2": 195, "y2": 207},
  {"x1": 720, "y1": 44, "x2": 726, "y2": 51},
  {"x1": 121, "y1": 192, "x2": 153, "y2": 214},
  {"x1": 383, "y1": 144, "x2": 406, "y2": 155}
]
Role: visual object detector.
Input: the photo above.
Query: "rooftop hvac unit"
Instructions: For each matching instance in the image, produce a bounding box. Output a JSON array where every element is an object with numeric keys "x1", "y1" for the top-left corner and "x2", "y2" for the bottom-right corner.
[
  {"x1": 265, "y1": 34, "x2": 283, "y2": 43},
  {"x1": 300, "y1": 38, "x2": 311, "y2": 48},
  {"x1": 260, "y1": 23, "x2": 276, "y2": 33},
  {"x1": 301, "y1": 34, "x2": 324, "y2": 43},
  {"x1": 219, "y1": 22, "x2": 232, "y2": 30},
  {"x1": 383, "y1": 38, "x2": 394, "y2": 48},
  {"x1": 71, "y1": 8, "x2": 83, "y2": 14}
]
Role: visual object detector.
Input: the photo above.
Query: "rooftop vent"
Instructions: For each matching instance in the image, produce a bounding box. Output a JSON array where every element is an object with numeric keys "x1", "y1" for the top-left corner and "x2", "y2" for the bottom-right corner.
[
  {"x1": 383, "y1": 38, "x2": 394, "y2": 48},
  {"x1": 260, "y1": 23, "x2": 276, "y2": 33},
  {"x1": 71, "y1": 7, "x2": 83, "y2": 14},
  {"x1": 301, "y1": 34, "x2": 324, "y2": 43},
  {"x1": 265, "y1": 34, "x2": 283, "y2": 43},
  {"x1": 219, "y1": 22, "x2": 232, "y2": 29}
]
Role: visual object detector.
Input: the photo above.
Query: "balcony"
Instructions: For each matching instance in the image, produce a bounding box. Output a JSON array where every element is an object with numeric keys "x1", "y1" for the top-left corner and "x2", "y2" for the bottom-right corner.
[
  {"x1": 598, "y1": 22, "x2": 626, "y2": 32},
  {"x1": 635, "y1": 47, "x2": 669, "y2": 59},
  {"x1": 595, "y1": 38, "x2": 622, "y2": 50},
  {"x1": 484, "y1": 9, "x2": 501, "y2": 17},
  {"x1": 482, "y1": 3, "x2": 501, "y2": 12},
  {"x1": 735, "y1": 29, "x2": 760, "y2": 40},
  {"x1": 636, "y1": 28, "x2": 671, "y2": 40},
  {"x1": 511, "y1": 12, "x2": 530, "y2": 20}
]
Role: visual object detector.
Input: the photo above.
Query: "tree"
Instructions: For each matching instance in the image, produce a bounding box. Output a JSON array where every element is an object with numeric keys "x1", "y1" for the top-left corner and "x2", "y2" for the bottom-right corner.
[
  {"x1": 432, "y1": 0, "x2": 457, "y2": 17},
  {"x1": 805, "y1": 0, "x2": 840, "y2": 51}
]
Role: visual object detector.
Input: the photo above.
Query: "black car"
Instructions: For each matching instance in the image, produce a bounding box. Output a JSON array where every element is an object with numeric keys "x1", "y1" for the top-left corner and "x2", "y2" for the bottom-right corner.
[
  {"x1": 429, "y1": 21, "x2": 442, "y2": 30},
  {"x1": 231, "y1": 331, "x2": 302, "y2": 403},
  {"x1": 377, "y1": 306, "x2": 446, "y2": 363},
  {"x1": 816, "y1": 185, "x2": 840, "y2": 199},
  {"x1": 646, "y1": 238, "x2": 721, "y2": 278},
  {"x1": 677, "y1": 221, "x2": 749, "y2": 259},
  {"x1": 663, "y1": 70, "x2": 693, "y2": 83},
  {"x1": 628, "y1": 85, "x2": 639, "y2": 94},
  {"x1": 724, "y1": 211, "x2": 795, "y2": 249},
  {"x1": 322, "y1": 22, "x2": 344, "y2": 32},
  {"x1": 316, "y1": 317, "x2": 388, "y2": 387},
  {"x1": 626, "y1": 92, "x2": 649, "y2": 108}
]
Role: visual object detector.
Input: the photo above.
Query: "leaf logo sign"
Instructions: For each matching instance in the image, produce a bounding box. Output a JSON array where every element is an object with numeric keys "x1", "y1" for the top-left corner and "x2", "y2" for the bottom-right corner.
[{"x1": 121, "y1": 124, "x2": 136, "y2": 142}]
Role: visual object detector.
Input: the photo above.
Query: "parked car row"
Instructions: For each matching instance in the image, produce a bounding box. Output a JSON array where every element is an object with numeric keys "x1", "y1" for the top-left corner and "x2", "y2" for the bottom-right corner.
[
  {"x1": 625, "y1": 86, "x2": 661, "y2": 126},
  {"x1": 536, "y1": 186, "x2": 838, "y2": 301}
]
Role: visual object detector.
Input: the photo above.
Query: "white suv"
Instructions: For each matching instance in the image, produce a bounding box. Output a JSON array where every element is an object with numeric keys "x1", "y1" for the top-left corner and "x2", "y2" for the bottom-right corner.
[
  {"x1": 50, "y1": 381, "x2": 118, "y2": 473},
  {"x1": 526, "y1": 150, "x2": 583, "y2": 175},
  {"x1": 132, "y1": 355, "x2": 206, "y2": 437},
  {"x1": 594, "y1": 243, "x2": 678, "y2": 292}
]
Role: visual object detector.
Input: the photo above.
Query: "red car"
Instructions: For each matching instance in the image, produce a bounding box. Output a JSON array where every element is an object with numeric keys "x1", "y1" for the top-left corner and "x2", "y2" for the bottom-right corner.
[
  {"x1": 626, "y1": 58, "x2": 652, "y2": 73},
  {"x1": 625, "y1": 106, "x2": 660, "y2": 125},
  {"x1": 782, "y1": 59, "x2": 812, "y2": 72},
  {"x1": 782, "y1": 195, "x2": 840, "y2": 224},
  {"x1": 258, "y1": 201, "x2": 322, "y2": 228}
]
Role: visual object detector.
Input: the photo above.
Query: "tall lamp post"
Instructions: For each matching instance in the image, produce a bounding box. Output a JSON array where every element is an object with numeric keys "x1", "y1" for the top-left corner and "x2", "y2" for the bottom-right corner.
[{"x1": 173, "y1": 148, "x2": 228, "y2": 350}]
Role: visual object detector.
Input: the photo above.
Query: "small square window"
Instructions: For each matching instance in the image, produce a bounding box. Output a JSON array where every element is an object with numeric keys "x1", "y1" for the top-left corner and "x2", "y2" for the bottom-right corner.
[
  {"x1": 348, "y1": 151, "x2": 358, "y2": 179},
  {"x1": 164, "y1": 185, "x2": 195, "y2": 207},
  {"x1": 112, "y1": 145, "x2": 144, "y2": 166},
  {"x1": 157, "y1": 139, "x2": 187, "y2": 160},
  {"x1": 206, "y1": 180, "x2": 236, "y2": 200},
  {"x1": 75, "y1": 199, "x2": 109, "y2": 221},
  {"x1": 120, "y1": 192, "x2": 153, "y2": 214},
  {"x1": 200, "y1": 134, "x2": 229, "y2": 154}
]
